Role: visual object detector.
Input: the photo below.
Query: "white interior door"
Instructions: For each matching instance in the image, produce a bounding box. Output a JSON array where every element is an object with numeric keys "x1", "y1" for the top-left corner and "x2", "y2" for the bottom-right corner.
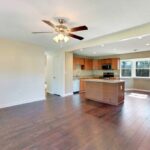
[{"x1": 52, "y1": 54, "x2": 64, "y2": 95}]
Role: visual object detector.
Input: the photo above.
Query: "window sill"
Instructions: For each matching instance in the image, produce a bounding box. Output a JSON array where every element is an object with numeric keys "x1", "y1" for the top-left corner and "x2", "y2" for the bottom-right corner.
[
  {"x1": 120, "y1": 77, "x2": 150, "y2": 79},
  {"x1": 120, "y1": 77, "x2": 132, "y2": 79},
  {"x1": 133, "y1": 77, "x2": 150, "y2": 79}
]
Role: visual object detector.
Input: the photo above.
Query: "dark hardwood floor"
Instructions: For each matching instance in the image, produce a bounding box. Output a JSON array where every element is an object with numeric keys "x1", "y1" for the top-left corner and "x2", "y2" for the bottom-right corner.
[{"x1": 0, "y1": 91, "x2": 150, "y2": 150}]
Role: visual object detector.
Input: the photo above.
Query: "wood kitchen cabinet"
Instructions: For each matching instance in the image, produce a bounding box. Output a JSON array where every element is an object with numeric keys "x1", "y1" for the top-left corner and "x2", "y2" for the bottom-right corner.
[
  {"x1": 73, "y1": 57, "x2": 85, "y2": 70},
  {"x1": 101, "y1": 59, "x2": 111, "y2": 65},
  {"x1": 79, "y1": 79, "x2": 86, "y2": 93},
  {"x1": 73, "y1": 56, "x2": 120, "y2": 70},
  {"x1": 85, "y1": 80, "x2": 125, "y2": 106},
  {"x1": 84, "y1": 58, "x2": 93, "y2": 70},
  {"x1": 93, "y1": 59, "x2": 101, "y2": 70},
  {"x1": 80, "y1": 78, "x2": 94, "y2": 93},
  {"x1": 100, "y1": 58, "x2": 120, "y2": 70},
  {"x1": 78, "y1": 57, "x2": 85, "y2": 65},
  {"x1": 111, "y1": 58, "x2": 120, "y2": 70}
]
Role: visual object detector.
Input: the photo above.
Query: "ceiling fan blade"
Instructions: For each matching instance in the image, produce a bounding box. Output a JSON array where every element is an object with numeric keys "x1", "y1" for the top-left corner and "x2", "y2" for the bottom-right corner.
[
  {"x1": 68, "y1": 33, "x2": 84, "y2": 40},
  {"x1": 32, "y1": 31, "x2": 52, "y2": 34},
  {"x1": 42, "y1": 20, "x2": 55, "y2": 28},
  {"x1": 70, "y1": 26, "x2": 88, "y2": 32}
]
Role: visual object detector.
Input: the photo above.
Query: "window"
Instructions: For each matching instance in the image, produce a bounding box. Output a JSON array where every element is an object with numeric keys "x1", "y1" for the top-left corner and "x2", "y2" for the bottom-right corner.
[
  {"x1": 121, "y1": 61, "x2": 132, "y2": 77},
  {"x1": 120, "y1": 58, "x2": 150, "y2": 78},
  {"x1": 136, "y1": 60, "x2": 150, "y2": 77}
]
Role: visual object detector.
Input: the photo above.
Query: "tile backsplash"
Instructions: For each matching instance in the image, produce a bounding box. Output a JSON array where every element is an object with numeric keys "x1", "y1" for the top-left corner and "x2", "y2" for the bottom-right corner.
[
  {"x1": 73, "y1": 65, "x2": 120, "y2": 77},
  {"x1": 73, "y1": 65, "x2": 93, "y2": 77},
  {"x1": 93, "y1": 70, "x2": 120, "y2": 77}
]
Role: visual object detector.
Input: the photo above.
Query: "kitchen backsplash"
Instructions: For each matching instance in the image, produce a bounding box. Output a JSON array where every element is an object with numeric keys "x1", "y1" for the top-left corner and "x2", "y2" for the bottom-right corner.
[
  {"x1": 73, "y1": 65, "x2": 93, "y2": 77},
  {"x1": 73, "y1": 65, "x2": 120, "y2": 77},
  {"x1": 93, "y1": 70, "x2": 120, "y2": 77}
]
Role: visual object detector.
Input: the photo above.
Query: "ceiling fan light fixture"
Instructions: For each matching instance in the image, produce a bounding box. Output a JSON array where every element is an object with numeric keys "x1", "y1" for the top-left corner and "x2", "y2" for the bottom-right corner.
[
  {"x1": 53, "y1": 34, "x2": 69, "y2": 43},
  {"x1": 64, "y1": 36, "x2": 69, "y2": 42},
  {"x1": 53, "y1": 36, "x2": 59, "y2": 43},
  {"x1": 57, "y1": 33, "x2": 64, "y2": 40}
]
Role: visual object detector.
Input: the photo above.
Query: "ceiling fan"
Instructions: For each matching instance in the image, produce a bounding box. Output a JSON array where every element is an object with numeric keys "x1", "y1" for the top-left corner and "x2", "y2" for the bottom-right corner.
[{"x1": 32, "y1": 18, "x2": 88, "y2": 42}]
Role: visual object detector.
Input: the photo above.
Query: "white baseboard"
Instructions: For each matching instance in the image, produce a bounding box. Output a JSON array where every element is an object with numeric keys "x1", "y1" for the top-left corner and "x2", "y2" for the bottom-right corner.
[
  {"x1": 0, "y1": 98, "x2": 45, "y2": 109},
  {"x1": 46, "y1": 88, "x2": 54, "y2": 94},
  {"x1": 61, "y1": 93, "x2": 73, "y2": 97},
  {"x1": 47, "y1": 91, "x2": 54, "y2": 94},
  {"x1": 125, "y1": 88, "x2": 150, "y2": 93},
  {"x1": 47, "y1": 91, "x2": 73, "y2": 97}
]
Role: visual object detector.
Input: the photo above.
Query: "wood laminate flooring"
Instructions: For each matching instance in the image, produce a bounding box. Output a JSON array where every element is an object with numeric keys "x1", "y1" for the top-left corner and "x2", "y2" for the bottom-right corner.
[{"x1": 0, "y1": 91, "x2": 150, "y2": 150}]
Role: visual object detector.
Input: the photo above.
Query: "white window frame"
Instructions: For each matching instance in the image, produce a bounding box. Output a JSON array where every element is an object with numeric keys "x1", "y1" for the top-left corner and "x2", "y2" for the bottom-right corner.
[
  {"x1": 120, "y1": 59, "x2": 133, "y2": 78},
  {"x1": 120, "y1": 58, "x2": 150, "y2": 79}
]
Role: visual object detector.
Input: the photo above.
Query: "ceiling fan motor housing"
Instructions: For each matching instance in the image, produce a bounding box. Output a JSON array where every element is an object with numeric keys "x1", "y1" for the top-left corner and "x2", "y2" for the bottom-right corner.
[{"x1": 55, "y1": 24, "x2": 69, "y2": 34}]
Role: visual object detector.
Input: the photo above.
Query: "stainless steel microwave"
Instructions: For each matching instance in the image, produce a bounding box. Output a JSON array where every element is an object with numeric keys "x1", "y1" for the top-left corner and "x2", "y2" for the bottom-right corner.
[{"x1": 102, "y1": 64, "x2": 111, "y2": 70}]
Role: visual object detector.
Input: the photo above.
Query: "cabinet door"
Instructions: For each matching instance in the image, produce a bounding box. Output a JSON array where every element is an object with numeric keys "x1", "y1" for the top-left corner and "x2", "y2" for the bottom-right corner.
[
  {"x1": 79, "y1": 58, "x2": 85, "y2": 65},
  {"x1": 111, "y1": 58, "x2": 120, "y2": 70},
  {"x1": 84, "y1": 58, "x2": 93, "y2": 70},
  {"x1": 93, "y1": 60, "x2": 99, "y2": 70},
  {"x1": 73, "y1": 57, "x2": 78, "y2": 70},
  {"x1": 99, "y1": 60, "x2": 102, "y2": 69},
  {"x1": 73, "y1": 57, "x2": 85, "y2": 70}
]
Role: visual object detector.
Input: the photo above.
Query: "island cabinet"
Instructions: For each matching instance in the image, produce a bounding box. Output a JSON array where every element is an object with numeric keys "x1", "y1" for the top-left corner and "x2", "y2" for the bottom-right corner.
[
  {"x1": 80, "y1": 78, "x2": 100, "y2": 93},
  {"x1": 79, "y1": 79, "x2": 86, "y2": 93},
  {"x1": 84, "y1": 79, "x2": 125, "y2": 106}
]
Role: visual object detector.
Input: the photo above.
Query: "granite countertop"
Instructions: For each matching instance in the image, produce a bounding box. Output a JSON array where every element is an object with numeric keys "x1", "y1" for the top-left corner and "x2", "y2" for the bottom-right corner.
[{"x1": 84, "y1": 79, "x2": 124, "y2": 83}]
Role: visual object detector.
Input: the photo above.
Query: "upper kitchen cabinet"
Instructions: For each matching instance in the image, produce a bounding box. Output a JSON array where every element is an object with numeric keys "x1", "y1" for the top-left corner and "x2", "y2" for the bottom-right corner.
[
  {"x1": 84, "y1": 58, "x2": 93, "y2": 70},
  {"x1": 73, "y1": 57, "x2": 85, "y2": 70},
  {"x1": 101, "y1": 59, "x2": 111, "y2": 65},
  {"x1": 111, "y1": 58, "x2": 120, "y2": 70},
  {"x1": 93, "y1": 59, "x2": 102, "y2": 70},
  {"x1": 73, "y1": 56, "x2": 120, "y2": 70},
  {"x1": 101, "y1": 58, "x2": 120, "y2": 70}
]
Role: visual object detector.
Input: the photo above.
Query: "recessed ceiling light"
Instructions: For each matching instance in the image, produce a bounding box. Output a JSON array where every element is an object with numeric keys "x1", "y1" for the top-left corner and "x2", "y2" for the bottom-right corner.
[
  {"x1": 137, "y1": 36, "x2": 142, "y2": 39},
  {"x1": 145, "y1": 43, "x2": 150, "y2": 46},
  {"x1": 101, "y1": 44, "x2": 104, "y2": 47}
]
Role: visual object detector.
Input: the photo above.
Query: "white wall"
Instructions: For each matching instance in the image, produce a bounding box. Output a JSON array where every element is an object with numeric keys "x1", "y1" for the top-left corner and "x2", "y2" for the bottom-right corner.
[
  {"x1": 0, "y1": 39, "x2": 45, "y2": 108},
  {"x1": 120, "y1": 78, "x2": 134, "y2": 89},
  {"x1": 133, "y1": 78, "x2": 150, "y2": 91}
]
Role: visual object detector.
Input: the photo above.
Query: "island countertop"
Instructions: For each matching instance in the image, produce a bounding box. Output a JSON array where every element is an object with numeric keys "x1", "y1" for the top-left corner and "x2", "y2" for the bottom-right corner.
[{"x1": 84, "y1": 79, "x2": 125, "y2": 84}]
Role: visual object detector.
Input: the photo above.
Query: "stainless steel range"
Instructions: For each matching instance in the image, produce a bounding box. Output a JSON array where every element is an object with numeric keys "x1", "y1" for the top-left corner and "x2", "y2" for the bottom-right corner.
[{"x1": 103, "y1": 72, "x2": 114, "y2": 79}]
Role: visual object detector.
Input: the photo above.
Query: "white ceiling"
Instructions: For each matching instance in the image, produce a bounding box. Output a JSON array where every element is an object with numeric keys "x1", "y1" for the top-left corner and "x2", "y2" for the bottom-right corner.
[
  {"x1": 73, "y1": 35, "x2": 150, "y2": 57},
  {"x1": 0, "y1": 0, "x2": 150, "y2": 53}
]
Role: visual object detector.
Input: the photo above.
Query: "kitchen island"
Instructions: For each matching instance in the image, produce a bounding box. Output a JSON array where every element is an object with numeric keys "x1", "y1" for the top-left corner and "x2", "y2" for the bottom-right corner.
[{"x1": 84, "y1": 79, "x2": 125, "y2": 106}]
